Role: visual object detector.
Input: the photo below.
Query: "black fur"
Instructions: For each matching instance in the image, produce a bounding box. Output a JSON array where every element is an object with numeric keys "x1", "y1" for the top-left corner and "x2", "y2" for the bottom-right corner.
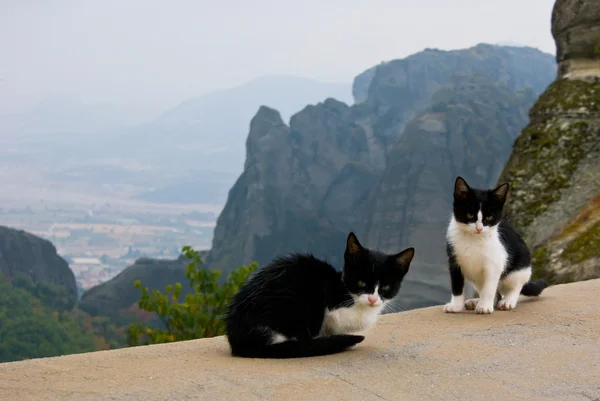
[
  {"x1": 448, "y1": 176, "x2": 549, "y2": 298},
  {"x1": 224, "y1": 232, "x2": 415, "y2": 358},
  {"x1": 498, "y1": 220, "x2": 533, "y2": 279},
  {"x1": 226, "y1": 335, "x2": 366, "y2": 359},
  {"x1": 446, "y1": 242, "x2": 464, "y2": 297},
  {"x1": 521, "y1": 280, "x2": 549, "y2": 296}
]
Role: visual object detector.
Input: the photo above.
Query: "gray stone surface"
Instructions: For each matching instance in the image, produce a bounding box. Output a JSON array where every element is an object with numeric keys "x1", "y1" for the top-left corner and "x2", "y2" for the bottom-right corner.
[
  {"x1": 1, "y1": 279, "x2": 599, "y2": 401},
  {"x1": 552, "y1": 0, "x2": 600, "y2": 76}
]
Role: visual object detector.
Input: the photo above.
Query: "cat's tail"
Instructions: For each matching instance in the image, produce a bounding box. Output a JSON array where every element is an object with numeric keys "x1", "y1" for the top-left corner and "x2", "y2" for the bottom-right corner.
[
  {"x1": 232, "y1": 335, "x2": 365, "y2": 359},
  {"x1": 520, "y1": 279, "x2": 549, "y2": 296}
]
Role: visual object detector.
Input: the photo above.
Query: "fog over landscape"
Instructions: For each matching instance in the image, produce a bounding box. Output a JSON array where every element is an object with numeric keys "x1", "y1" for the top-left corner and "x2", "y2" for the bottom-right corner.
[
  {"x1": 2, "y1": 0, "x2": 554, "y2": 118},
  {"x1": 1, "y1": 0, "x2": 555, "y2": 291}
]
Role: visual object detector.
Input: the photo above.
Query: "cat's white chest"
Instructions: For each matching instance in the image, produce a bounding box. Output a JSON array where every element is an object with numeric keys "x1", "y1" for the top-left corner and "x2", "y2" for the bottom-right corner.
[
  {"x1": 447, "y1": 220, "x2": 507, "y2": 290},
  {"x1": 321, "y1": 304, "x2": 381, "y2": 336}
]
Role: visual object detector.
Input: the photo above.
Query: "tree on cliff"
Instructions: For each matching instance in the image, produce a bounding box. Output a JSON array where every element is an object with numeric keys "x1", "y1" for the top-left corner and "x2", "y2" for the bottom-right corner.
[{"x1": 126, "y1": 246, "x2": 258, "y2": 346}]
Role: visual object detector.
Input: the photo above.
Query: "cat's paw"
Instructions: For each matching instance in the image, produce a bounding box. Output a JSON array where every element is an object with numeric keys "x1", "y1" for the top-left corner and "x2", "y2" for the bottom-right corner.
[
  {"x1": 443, "y1": 302, "x2": 465, "y2": 313},
  {"x1": 497, "y1": 298, "x2": 517, "y2": 311},
  {"x1": 475, "y1": 301, "x2": 494, "y2": 314},
  {"x1": 464, "y1": 298, "x2": 479, "y2": 311}
]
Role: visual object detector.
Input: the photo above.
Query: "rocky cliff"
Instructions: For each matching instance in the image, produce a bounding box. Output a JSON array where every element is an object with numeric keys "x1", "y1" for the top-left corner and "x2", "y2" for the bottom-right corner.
[
  {"x1": 205, "y1": 44, "x2": 556, "y2": 309},
  {"x1": 78, "y1": 256, "x2": 194, "y2": 320},
  {"x1": 207, "y1": 100, "x2": 370, "y2": 272},
  {"x1": 552, "y1": 0, "x2": 600, "y2": 80},
  {"x1": 351, "y1": 65, "x2": 379, "y2": 104},
  {"x1": 0, "y1": 226, "x2": 77, "y2": 303},
  {"x1": 498, "y1": 0, "x2": 600, "y2": 284}
]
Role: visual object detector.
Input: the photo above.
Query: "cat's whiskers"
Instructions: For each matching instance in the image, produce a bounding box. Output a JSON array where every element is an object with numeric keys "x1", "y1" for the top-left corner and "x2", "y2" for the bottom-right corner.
[
  {"x1": 332, "y1": 299, "x2": 355, "y2": 309},
  {"x1": 381, "y1": 303, "x2": 399, "y2": 314}
]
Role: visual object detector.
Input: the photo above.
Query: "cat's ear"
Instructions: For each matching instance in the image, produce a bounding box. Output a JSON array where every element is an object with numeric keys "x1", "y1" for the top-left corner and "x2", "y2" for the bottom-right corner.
[
  {"x1": 454, "y1": 176, "x2": 470, "y2": 199},
  {"x1": 492, "y1": 182, "x2": 510, "y2": 204},
  {"x1": 394, "y1": 247, "x2": 415, "y2": 274},
  {"x1": 345, "y1": 232, "x2": 363, "y2": 257}
]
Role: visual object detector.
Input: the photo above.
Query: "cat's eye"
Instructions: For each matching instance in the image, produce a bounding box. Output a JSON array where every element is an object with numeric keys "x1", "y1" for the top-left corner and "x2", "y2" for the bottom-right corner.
[
  {"x1": 381, "y1": 285, "x2": 390, "y2": 291},
  {"x1": 357, "y1": 281, "x2": 366, "y2": 287},
  {"x1": 485, "y1": 216, "x2": 493, "y2": 221},
  {"x1": 466, "y1": 213, "x2": 475, "y2": 219}
]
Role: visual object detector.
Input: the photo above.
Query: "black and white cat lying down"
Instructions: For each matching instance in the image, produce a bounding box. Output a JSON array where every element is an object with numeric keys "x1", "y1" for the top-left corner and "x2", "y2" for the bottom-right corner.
[
  {"x1": 224, "y1": 233, "x2": 415, "y2": 358},
  {"x1": 444, "y1": 176, "x2": 549, "y2": 314}
]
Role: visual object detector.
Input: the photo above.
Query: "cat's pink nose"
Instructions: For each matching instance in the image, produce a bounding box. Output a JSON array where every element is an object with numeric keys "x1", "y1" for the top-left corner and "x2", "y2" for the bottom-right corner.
[
  {"x1": 475, "y1": 224, "x2": 483, "y2": 233},
  {"x1": 367, "y1": 295, "x2": 378, "y2": 304}
]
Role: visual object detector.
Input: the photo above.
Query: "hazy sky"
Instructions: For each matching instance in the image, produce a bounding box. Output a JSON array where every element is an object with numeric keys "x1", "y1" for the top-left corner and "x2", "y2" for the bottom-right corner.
[{"x1": 1, "y1": 0, "x2": 556, "y2": 120}]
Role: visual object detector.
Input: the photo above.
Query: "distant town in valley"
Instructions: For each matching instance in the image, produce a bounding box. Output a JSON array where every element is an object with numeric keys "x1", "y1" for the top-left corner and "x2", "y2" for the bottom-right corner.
[{"x1": 0, "y1": 180, "x2": 219, "y2": 291}]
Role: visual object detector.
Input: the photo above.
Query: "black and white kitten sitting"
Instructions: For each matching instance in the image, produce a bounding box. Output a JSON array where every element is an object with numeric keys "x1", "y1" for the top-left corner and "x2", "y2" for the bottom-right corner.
[
  {"x1": 225, "y1": 232, "x2": 415, "y2": 358},
  {"x1": 443, "y1": 176, "x2": 548, "y2": 315}
]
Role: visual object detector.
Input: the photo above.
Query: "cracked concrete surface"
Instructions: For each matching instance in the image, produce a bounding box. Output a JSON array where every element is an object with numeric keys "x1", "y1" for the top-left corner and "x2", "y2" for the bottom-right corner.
[{"x1": 1, "y1": 279, "x2": 599, "y2": 401}]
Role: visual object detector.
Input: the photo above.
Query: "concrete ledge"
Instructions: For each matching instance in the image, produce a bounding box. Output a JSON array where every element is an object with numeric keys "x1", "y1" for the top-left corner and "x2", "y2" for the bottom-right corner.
[{"x1": 1, "y1": 279, "x2": 600, "y2": 401}]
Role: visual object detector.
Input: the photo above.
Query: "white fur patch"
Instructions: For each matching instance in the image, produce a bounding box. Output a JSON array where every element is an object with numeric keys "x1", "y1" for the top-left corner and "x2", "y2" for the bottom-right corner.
[
  {"x1": 497, "y1": 267, "x2": 532, "y2": 311},
  {"x1": 499, "y1": 267, "x2": 532, "y2": 295},
  {"x1": 464, "y1": 298, "x2": 478, "y2": 310},
  {"x1": 256, "y1": 326, "x2": 290, "y2": 345},
  {"x1": 475, "y1": 209, "x2": 484, "y2": 232},
  {"x1": 447, "y1": 215, "x2": 508, "y2": 292},
  {"x1": 270, "y1": 333, "x2": 288, "y2": 344},
  {"x1": 321, "y1": 299, "x2": 384, "y2": 336},
  {"x1": 443, "y1": 293, "x2": 465, "y2": 313},
  {"x1": 356, "y1": 285, "x2": 383, "y2": 307}
]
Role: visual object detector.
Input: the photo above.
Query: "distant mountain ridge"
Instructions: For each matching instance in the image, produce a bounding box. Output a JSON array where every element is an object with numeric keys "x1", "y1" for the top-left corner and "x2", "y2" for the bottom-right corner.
[
  {"x1": 155, "y1": 75, "x2": 351, "y2": 128},
  {"x1": 3, "y1": 76, "x2": 353, "y2": 206}
]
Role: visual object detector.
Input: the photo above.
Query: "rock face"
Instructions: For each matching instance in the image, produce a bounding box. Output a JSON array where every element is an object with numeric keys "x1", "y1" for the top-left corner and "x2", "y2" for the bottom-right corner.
[
  {"x1": 552, "y1": 0, "x2": 600, "y2": 80},
  {"x1": 205, "y1": 44, "x2": 556, "y2": 309},
  {"x1": 79, "y1": 256, "x2": 192, "y2": 319},
  {"x1": 207, "y1": 101, "x2": 370, "y2": 272},
  {"x1": 497, "y1": 0, "x2": 600, "y2": 284},
  {"x1": 351, "y1": 65, "x2": 378, "y2": 104},
  {"x1": 0, "y1": 226, "x2": 77, "y2": 302}
]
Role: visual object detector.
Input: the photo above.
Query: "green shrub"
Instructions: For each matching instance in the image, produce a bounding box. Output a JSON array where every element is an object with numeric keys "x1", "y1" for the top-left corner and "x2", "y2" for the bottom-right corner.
[{"x1": 126, "y1": 246, "x2": 257, "y2": 346}]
